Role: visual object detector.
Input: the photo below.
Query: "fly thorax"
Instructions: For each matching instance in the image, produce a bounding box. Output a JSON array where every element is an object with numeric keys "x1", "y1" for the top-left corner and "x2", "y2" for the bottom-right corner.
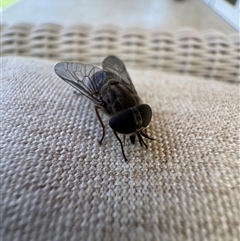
[
  {"x1": 101, "y1": 79, "x2": 141, "y2": 115},
  {"x1": 130, "y1": 107, "x2": 142, "y2": 129}
]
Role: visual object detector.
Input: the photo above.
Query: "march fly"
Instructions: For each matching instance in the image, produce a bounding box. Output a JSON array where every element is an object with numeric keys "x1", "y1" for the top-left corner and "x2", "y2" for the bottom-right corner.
[{"x1": 54, "y1": 55, "x2": 154, "y2": 161}]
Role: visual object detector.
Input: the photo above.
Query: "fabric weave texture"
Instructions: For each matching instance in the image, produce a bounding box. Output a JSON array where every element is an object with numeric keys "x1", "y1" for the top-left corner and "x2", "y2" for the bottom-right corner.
[
  {"x1": 1, "y1": 24, "x2": 239, "y2": 83},
  {"x1": 1, "y1": 57, "x2": 239, "y2": 241}
]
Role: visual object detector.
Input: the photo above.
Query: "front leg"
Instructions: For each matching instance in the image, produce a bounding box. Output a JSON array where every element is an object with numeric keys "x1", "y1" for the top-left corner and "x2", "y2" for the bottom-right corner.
[
  {"x1": 113, "y1": 131, "x2": 127, "y2": 162},
  {"x1": 95, "y1": 106, "x2": 105, "y2": 144}
]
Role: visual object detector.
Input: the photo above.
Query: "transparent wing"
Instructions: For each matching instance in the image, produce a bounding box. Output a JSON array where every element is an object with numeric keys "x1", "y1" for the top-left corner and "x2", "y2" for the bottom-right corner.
[
  {"x1": 54, "y1": 62, "x2": 108, "y2": 105},
  {"x1": 102, "y1": 56, "x2": 137, "y2": 93}
]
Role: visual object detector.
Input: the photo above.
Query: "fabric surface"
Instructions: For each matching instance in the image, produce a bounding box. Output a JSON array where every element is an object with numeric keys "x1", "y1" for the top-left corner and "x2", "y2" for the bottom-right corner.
[{"x1": 1, "y1": 57, "x2": 239, "y2": 241}]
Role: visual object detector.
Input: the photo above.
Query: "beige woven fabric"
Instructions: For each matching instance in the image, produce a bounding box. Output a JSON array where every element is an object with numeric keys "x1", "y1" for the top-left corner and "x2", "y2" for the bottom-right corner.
[
  {"x1": 1, "y1": 24, "x2": 239, "y2": 83},
  {"x1": 1, "y1": 57, "x2": 239, "y2": 241}
]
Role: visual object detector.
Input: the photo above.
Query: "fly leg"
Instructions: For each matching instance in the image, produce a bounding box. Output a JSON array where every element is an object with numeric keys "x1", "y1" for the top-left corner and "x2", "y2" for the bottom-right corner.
[
  {"x1": 137, "y1": 132, "x2": 148, "y2": 148},
  {"x1": 95, "y1": 106, "x2": 105, "y2": 144},
  {"x1": 130, "y1": 135, "x2": 136, "y2": 144},
  {"x1": 113, "y1": 131, "x2": 127, "y2": 162}
]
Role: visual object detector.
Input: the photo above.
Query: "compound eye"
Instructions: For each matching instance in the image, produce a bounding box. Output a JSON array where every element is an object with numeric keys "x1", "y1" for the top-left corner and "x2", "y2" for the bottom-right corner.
[
  {"x1": 109, "y1": 109, "x2": 136, "y2": 134},
  {"x1": 136, "y1": 104, "x2": 152, "y2": 128}
]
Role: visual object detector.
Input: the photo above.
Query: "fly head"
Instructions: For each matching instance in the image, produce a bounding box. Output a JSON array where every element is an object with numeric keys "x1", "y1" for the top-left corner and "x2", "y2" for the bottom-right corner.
[{"x1": 109, "y1": 104, "x2": 154, "y2": 153}]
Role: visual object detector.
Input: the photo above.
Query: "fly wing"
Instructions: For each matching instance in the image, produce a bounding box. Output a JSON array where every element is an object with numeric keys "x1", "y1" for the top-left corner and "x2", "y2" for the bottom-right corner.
[
  {"x1": 102, "y1": 56, "x2": 137, "y2": 94},
  {"x1": 54, "y1": 62, "x2": 108, "y2": 105}
]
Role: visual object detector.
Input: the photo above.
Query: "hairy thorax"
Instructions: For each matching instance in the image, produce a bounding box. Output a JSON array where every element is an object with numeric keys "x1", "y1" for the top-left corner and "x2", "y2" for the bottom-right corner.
[{"x1": 100, "y1": 79, "x2": 141, "y2": 115}]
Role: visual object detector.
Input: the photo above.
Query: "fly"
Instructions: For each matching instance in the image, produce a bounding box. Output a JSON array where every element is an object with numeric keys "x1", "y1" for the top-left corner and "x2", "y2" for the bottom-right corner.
[{"x1": 54, "y1": 55, "x2": 154, "y2": 161}]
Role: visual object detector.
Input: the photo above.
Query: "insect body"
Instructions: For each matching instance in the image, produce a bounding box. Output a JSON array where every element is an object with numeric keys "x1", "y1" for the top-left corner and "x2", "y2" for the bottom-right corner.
[{"x1": 54, "y1": 55, "x2": 154, "y2": 161}]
